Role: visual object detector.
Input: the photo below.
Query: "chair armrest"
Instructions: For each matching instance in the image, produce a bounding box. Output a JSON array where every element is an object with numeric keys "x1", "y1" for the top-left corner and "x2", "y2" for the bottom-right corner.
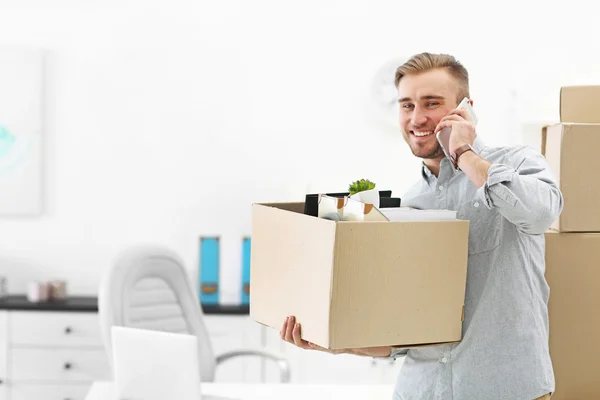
[{"x1": 215, "y1": 348, "x2": 291, "y2": 383}]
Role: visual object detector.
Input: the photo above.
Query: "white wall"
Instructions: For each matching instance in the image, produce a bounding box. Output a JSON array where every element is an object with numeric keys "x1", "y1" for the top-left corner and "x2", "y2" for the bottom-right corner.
[{"x1": 0, "y1": 0, "x2": 598, "y2": 302}]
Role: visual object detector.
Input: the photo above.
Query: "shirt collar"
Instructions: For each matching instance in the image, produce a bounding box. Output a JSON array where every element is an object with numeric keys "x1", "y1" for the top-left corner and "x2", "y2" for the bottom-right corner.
[
  {"x1": 421, "y1": 163, "x2": 434, "y2": 180},
  {"x1": 420, "y1": 162, "x2": 437, "y2": 186}
]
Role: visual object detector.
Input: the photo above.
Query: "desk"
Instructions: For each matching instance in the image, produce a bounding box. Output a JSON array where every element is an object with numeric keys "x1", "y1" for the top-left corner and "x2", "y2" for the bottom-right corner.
[{"x1": 85, "y1": 381, "x2": 396, "y2": 400}]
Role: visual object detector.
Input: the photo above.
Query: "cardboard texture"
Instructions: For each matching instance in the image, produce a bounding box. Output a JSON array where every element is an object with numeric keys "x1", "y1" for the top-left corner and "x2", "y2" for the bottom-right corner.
[
  {"x1": 541, "y1": 123, "x2": 600, "y2": 232},
  {"x1": 560, "y1": 85, "x2": 600, "y2": 123},
  {"x1": 545, "y1": 231, "x2": 600, "y2": 399},
  {"x1": 249, "y1": 202, "x2": 469, "y2": 350}
]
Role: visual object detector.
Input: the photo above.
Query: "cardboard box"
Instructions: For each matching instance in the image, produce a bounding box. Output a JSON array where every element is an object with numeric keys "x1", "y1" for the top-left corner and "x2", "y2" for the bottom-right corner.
[
  {"x1": 249, "y1": 202, "x2": 469, "y2": 350},
  {"x1": 545, "y1": 231, "x2": 600, "y2": 399},
  {"x1": 542, "y1": 123, "x2": 600, "y2": 232},
  {"x1": 560, "y1": 85, "x2": 600, "y2": 123}
]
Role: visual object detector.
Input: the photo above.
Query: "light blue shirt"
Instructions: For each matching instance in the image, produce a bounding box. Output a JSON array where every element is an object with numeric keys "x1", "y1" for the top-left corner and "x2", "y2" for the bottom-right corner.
[{"x1": 392, "y1": 137, "x2": 563, "y2": 399}]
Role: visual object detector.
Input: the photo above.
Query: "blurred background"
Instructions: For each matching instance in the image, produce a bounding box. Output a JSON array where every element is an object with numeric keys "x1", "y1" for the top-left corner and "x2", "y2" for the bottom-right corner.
[
  {"x1": 0, "y1": 1, "x2": 599, "y2": 397},
  {"x1": 0, "y1": 0, "x2": 595, "y2": 309}
]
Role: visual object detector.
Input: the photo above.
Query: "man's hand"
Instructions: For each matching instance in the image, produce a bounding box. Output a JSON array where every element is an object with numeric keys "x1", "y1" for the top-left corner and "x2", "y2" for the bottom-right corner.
[
  {"x1": 434, "y1": 106, "x2": 490, "y2": 187},
  {"x1": 280, "y1": 315, "x2": 345, "y2": 354},
  {"x1": 280, "y1": 315, "x2": 392, "y2": 357},
  {"x1": 434, "y1": 107, "x2": 477, "y2": 155}
]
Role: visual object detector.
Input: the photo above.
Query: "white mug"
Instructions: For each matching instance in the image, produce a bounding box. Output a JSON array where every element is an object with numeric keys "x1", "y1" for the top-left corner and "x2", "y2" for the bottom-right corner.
[{"x1": 27, "y1": 281, "x2": 49, "y2": 303}]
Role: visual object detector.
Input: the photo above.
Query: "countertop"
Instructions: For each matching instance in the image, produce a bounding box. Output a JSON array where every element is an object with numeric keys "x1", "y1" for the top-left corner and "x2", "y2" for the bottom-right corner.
[{"x1": 0, "y1": 295, "x2": 250, "y2": 315}]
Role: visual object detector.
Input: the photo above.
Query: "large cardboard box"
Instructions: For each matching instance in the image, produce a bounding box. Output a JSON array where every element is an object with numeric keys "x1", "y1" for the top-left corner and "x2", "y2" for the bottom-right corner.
[
  {"x1": 542, "y1": 123, "x2": 600, "y2": 232},
  {"x1": 560, "y1": 85, "x2": 600, "y2": 123},
  {"x1": 545, "y1": 231, "x2": 600, "y2": 398},
  {"x1": 249, "y1": 202, "x2": 469, "y2": 350}
]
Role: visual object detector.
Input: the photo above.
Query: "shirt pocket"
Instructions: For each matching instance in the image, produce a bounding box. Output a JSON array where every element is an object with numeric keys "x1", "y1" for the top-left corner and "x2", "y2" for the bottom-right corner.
[{"x1": 457, "y1": 199, "x2": 501, "y2": 255}]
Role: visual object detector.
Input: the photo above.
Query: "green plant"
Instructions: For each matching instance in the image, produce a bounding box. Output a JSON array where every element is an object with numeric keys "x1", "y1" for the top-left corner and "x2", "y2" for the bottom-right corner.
[{"x1": 348, "y1": 179, "x2": 376, "y2": 195}]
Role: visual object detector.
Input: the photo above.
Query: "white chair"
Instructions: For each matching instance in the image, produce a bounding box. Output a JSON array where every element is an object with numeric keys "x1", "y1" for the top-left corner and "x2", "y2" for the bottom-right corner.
[{"x1": 98, "y1": 244, "x2": 290, "y2": 383}]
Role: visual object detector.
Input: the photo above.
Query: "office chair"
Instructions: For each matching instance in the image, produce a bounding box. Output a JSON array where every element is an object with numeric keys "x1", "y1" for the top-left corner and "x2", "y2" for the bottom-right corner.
[{"x1": 98, "y1": 244, "x2": 290, "y2": 383}]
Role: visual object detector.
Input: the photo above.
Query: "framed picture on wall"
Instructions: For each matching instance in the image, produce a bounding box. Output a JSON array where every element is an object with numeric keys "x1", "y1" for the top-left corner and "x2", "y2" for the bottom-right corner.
[{"x1": 0, "y1": 47, "x2": 44, "y2": 215}]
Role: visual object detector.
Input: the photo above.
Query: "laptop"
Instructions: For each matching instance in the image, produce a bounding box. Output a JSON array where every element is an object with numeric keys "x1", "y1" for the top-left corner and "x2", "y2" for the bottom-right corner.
[{"x1": 111, "y1": 326, "x2": 234, "y2": 400}]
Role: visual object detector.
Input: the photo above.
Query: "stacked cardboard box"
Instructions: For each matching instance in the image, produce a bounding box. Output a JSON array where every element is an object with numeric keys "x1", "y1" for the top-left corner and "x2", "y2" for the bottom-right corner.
[{"x1": 542, "y1": 86, "x2": 600, "y2": 398}]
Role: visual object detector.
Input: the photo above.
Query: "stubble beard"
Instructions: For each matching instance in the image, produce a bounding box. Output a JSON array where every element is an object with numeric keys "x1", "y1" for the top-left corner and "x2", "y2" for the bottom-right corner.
[{"x1": 408, "y1": 138, "x2": 444, "y2": 160}]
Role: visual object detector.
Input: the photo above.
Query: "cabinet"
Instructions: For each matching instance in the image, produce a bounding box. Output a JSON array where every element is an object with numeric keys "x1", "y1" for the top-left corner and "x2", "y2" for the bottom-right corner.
[
  {"x1": 1, "y1": 310, "x2": 110, "y2": 400},
  {"x1": 0, "y1": 311, "x2": 7, "y2": 400}
]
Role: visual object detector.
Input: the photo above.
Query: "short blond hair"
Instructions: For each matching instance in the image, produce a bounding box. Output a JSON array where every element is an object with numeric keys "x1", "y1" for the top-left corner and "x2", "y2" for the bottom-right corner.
[{"x1": 394, "y1": 52, "x2": 470, "y2": 102}]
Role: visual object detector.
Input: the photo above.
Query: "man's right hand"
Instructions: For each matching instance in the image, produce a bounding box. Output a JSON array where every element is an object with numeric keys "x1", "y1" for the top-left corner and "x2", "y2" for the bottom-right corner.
[
  {"x1": 280, "y1": 315, "x2": 345, "y2": 354},
  {"x1": 280, "y1": 315, "x2": 392, "y2": 358}
]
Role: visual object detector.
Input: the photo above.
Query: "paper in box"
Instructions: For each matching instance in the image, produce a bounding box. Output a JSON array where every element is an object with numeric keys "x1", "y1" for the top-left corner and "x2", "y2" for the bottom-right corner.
[{"x1": 249, "y1": 202, "x2": 469, "y2": 350}]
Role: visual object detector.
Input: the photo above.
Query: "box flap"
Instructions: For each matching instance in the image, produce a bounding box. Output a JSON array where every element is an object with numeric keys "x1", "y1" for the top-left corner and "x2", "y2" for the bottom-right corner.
[
  {"x1": 256, "y1": 202, "x2": 305, "y2": 214},
  {"x1": 560, "y1": 85, "x2": 600, "y2": 123}
]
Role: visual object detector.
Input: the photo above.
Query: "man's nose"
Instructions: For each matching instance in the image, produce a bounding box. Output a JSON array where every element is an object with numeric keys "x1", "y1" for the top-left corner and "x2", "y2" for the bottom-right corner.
[{"x1": 411, "y1": 107, "x2": 428, "y2": 127}]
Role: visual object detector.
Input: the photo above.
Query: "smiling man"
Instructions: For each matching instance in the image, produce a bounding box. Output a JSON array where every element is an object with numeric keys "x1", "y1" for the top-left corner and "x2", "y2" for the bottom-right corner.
[{"x1": 281, "y1": 52, "x2": 563, "y2": 400}]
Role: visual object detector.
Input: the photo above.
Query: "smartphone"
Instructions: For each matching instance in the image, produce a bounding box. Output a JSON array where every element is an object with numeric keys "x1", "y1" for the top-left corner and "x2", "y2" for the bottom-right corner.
[{"x1": 436, "y1": 97, "x2": 478, "y2": 169}]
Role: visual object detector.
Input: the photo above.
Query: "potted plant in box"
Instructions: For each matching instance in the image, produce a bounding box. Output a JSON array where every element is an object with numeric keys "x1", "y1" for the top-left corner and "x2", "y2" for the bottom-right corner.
[{"x1": 348, "y1": 179, "x2": 379, "y2": 207}]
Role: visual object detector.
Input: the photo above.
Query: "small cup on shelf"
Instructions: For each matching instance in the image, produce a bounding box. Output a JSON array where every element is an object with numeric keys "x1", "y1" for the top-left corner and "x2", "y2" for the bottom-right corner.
[
  {"x1": 48, "y1": 280, "x2": 67, "y2": 300},
  {"x1": 27, "y1": 281, "x2": 50, "y2": 303}
]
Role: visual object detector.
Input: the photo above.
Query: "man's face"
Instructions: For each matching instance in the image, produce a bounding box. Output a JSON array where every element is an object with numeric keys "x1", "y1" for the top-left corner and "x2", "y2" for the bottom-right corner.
[{"x1": 397, "y1": 68, "x2": 461, "y2": 160}]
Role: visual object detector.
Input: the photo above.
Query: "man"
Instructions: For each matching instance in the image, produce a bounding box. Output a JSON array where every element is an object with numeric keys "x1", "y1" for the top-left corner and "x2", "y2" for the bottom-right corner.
[{"x1": 281, "y1": 52, "x2": 562, "y2": 399}]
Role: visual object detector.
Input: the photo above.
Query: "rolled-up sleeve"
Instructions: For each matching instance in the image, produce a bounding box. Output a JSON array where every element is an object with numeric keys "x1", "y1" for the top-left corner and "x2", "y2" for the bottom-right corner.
[{"x1": 475, "y1": 147, "x2": 563, "y2": 235}]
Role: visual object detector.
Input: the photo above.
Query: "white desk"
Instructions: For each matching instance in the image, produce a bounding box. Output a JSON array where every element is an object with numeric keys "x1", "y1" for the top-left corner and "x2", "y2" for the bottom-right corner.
[{"x1": 85, "y1": 381, "x2": 395, "y2": 400}]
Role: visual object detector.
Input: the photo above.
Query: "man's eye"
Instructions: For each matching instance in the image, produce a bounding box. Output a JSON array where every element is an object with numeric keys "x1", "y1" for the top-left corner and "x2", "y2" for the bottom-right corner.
[
  {"x1": 426, "y1": 102, "x2": 440, "y2": 107},
  {"x1": 402, "y1": 104, "x2": 414, "y2": 109}
]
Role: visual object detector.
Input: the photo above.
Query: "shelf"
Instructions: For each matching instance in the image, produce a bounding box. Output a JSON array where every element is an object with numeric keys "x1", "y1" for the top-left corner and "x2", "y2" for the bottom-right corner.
[{"x1": 0, "y1": 295, "x2": 250, "y2": 315}]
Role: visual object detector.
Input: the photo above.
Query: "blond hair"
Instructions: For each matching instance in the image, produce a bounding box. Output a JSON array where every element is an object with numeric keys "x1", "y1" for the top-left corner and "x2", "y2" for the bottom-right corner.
[{"x1": 394, "y1": 52, "x2": 470, "y2": 102}]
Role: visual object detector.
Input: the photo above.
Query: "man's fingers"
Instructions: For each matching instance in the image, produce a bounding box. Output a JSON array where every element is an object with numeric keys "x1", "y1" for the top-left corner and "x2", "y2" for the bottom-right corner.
[
  {"x1": 293, "y1": 322, "x2": 309, "y2": 348},
  {"x1": 284, "y1": 316, "x2": 295, "y2": 343},
  {"x1": 439, "y1": 114, "x2": 463, "y2": 124},
  {"x1": 434, "y1": 115, "x2": 462, "y2": 134},
  {"x1": 448, "y1": 108, "x2": 468, "y2": 118},
  {"x1": 281, "y1": 316, "x2": 325, "y2": 351},
  {"x1": 435, "y1": 120, "x2": 453, "y2": 134},
  {"x1": 449, "y1": 107, "x2": 474, "y2": 124},
  {"x1": 280, "y1": 317, "x2": 288, "y2": 340}
]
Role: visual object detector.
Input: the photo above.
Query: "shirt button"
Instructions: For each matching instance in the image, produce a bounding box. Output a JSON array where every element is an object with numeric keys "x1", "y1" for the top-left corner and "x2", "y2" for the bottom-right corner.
[
  {"x1": 473, "y1": 202, "x2": 479, "y2": 208},
  {"x1": 441, "y1": 357, "x2": 448, "y2": 363},
  {"x1": 438, "y1": 185, "x2": 444, "y2": 190}
]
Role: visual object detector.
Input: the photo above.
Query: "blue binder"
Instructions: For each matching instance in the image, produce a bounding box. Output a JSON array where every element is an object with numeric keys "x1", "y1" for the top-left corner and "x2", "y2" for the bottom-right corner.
[
  {"x1": 199, "y1": 237, "x2": 219, "y2": 305},
  {"x1": 241, "y1": 237, "x2": 251, "y2": 305}
]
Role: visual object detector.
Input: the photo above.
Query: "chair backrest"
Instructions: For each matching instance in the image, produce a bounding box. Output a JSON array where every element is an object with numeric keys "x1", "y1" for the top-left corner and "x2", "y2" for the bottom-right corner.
[{"x1": 98, "y1": 245, "x2": 217, "y2": 382}]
